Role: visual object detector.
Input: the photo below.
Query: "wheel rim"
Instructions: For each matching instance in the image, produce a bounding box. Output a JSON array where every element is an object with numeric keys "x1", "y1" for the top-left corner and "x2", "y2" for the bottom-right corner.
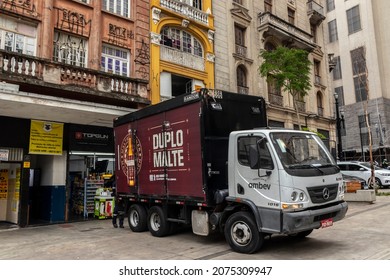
[
  {"x1": 150, "y1": 212, "x2": 161, "y2": 232},
  {"x1": 130, "y1": 210, "x2": 139, "y2": 227},
  {"x1": 230, "y1": 221, "x2": 252, "y2": 247}
]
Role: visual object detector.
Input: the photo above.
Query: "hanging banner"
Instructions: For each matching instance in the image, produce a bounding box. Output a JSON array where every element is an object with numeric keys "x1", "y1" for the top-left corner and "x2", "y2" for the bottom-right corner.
[{"x1": 29, "y1": 120, "x2": 64, "y2": 155}]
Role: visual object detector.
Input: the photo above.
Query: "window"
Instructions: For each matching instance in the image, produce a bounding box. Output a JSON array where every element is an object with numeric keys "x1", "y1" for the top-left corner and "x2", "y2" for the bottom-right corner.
[
  {"x1": 53, "y1": 32, "x2": 87, "y2": 67},
  {"x1": 332, "y1": 56, "x2": 342, "y2": 80},
  {"x1": 192, "y1": 0, "x2": 202, "y2": 10},
  {"x1": 334, "y1": 86, "x2": 345, "y2": 106},
  {"x1": 267, "y1": 75, "x2": 281, "y2": 95},
  {"x1": 161, "y1": 27, "x2": 203, "y2": 57},
  {"x1": 314, "y1": 60, "x2": 321, "y2": 84},
  {"x1": 234, "y1": 24, "x2": 245, "y2": 46},
  {"x1": 288, "y1": 8, "x2": 295, "y2": 25},
  {"x1": 101, "y1": 45, "x2": 130, "y2": 76},
  {"x1": 328, "y1": 19, "x2": 338, "y2": 43},
  {"x1": 358, "y1": 114, "x2": 370, "y2": 128},
  {"x1": 311, "y1": 24, "x2": 317, "y2": 43},
  {"x1": 351, "y1": 47, "x2": 367, "y2": 102},
  {"x1": 326, "y1": 0, "x2": 335, "y2": 12},
  {"x1": 102, "y1": 0, "x2": 130, "y2": 18},
  {"x1": 264, "y1": 0, "x2": 272, "y2": 13},
  {"x1": 316, "y1": 92, "x2": 323, "y2": 116},
  {"x1": 354, "y1": 75, "x2": 368, "y2": 102},
  {"x1": 237, "y1": 65, "x2": 248, "y2": 94},
  {"x1": 347, "y1": 5, "x2": 361, "y2": 34},
  {"x1": 268, "y1": 120, "x2": 284, "y2": 128},
  {"x1": 0, "y1": 20, "x2": 36, "y2": 55},
  {"x1": 237, "y1": 136, "x2": 273, "y2": 170},
  {"x1": 351, "y1": 47, "x2": 366, "y2": 75}
]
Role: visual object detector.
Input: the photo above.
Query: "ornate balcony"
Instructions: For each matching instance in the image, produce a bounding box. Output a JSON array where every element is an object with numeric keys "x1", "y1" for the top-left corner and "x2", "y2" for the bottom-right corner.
[
  {"x1": 235, "y1": 44, "x2": 247, "y2": 58},
  {"x1": 258, "y1": 12, "x2": 316, "y2": 51},
  {"x1": 237, "y1": 86, "x2": 249, "y2": 95},
  {"x1": 160, "y1": 0, "x2": 209, "y2": 25},
  {"x1": 0, "y1": 50, "x2": 150, "y2": 106},
  {"x1": 160, "y1": 45, "x2": 205, "y2": 71},
  {"x1": 307, "y1": 1, "x2": 326, "y2": 26},
  {"x1": 268, "y1": 93, "x2": 283, "y2": 107}
]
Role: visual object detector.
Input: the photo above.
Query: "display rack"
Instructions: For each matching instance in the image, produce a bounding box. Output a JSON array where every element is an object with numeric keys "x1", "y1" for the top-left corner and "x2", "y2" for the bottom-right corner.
[{"x1": 84, "y1": 179, "x2": 104, "y2": 218}]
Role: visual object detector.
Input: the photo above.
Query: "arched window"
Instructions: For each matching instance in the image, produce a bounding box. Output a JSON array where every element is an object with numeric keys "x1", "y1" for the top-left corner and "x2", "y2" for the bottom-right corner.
[
  {"x1": 160, "y1": 27, "x2": 203, "y2": 57},
  {"x1": 237, "y1": 65, "x2": 248, "y2": 94}
]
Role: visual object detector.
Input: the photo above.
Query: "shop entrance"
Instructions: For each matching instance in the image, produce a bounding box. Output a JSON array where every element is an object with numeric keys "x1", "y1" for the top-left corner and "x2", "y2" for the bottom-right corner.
[
  {"x1": 68, "y1": 152, "x2": 114, "y2": 221},
  {"x1": 0, "y1": 162, "x2": 21, "y2": 227}
]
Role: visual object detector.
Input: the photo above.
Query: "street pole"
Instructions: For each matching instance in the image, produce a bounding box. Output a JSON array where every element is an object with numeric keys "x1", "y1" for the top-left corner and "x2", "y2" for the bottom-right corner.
[{"x1": 334, "y1": 93, "x2": 343, "y2": 161}]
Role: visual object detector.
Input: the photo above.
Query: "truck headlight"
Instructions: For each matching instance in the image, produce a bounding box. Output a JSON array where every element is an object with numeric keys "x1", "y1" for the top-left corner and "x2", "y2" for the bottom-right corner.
[
  {"x1": 291, "y1": 191, "x2": 298, "y2": 201},
  {"x1": 291, "y1": 191, "x2": 306, "y2": 202}
]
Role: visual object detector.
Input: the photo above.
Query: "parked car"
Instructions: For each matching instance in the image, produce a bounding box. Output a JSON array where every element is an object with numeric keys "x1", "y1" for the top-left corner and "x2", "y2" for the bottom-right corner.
[
  {"x1": 337, "y1": 161, "x2": 390, "y2": 188},
  {"x1": 342, "y1": 174, "x2": 368, "y2": 193}
]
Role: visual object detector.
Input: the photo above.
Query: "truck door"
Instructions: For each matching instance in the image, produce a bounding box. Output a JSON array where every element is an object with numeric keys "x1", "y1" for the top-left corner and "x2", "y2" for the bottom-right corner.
[{"x1": 233, "y1": 135, "x2": 280, "y2": 209}]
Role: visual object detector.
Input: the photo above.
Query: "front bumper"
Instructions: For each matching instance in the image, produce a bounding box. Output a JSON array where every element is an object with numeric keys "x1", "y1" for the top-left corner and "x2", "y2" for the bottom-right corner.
[{"x1": 281, "y1": 201, "x2": 348, "y2": 234}]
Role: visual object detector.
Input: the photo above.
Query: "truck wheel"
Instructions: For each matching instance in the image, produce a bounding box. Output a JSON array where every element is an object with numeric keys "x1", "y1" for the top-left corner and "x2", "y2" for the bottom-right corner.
[
  {"x1": 224, "y1": 212, "x2": 263, "y2": 254},
  {"x1": 128, "y1": 204, "x2": 147, "y2": 232},
  {"x1": 147, "y1": 206, "x2": 170, "y2": 237}
]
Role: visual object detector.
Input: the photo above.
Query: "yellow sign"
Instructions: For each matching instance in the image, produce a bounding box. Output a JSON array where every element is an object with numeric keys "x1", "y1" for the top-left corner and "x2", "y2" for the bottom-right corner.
[
  {"x1": 23, "y1": 161, "x2": 30, "y2": 168},
  {"x1": 29, "y1": 120, "x2": 64, "y2": 155},
  {"x1": 0, "y1": 169, "x2": 8, "y2": 200}
]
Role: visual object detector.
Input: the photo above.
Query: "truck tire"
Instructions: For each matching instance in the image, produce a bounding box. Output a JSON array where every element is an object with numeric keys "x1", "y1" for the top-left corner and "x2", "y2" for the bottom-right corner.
[
  {"x1": 128, "y1": 204, "x2": 148, "y2": 232},
  {"x1": 224, "y1": 211, "x2": 263, "y2": 254},
  {"x1": 147, "y1": 206, "x2": 170, "y2": 237}
]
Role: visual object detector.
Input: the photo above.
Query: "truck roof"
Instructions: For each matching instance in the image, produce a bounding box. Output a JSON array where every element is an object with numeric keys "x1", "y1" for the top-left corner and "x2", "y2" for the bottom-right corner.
[{"x1": 113, "y1": 89, "x2": 267, "y2": 128}]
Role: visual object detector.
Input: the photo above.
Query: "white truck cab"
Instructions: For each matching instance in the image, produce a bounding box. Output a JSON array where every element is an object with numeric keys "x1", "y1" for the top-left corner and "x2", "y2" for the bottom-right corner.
[{"x1": 224, "y1": 129, "x2": 348, "y2": 253}]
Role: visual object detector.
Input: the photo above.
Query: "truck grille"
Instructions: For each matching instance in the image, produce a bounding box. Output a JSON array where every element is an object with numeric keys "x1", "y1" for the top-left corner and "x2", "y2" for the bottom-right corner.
[{"x1": 307, "y1": 184, "x2": 338, "y2": 204}]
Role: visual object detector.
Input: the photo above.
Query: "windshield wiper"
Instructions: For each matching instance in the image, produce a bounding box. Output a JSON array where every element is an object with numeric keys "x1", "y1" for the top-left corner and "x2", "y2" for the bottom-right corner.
[{"x1": 288, "y1": 164, "x2": 324, "y2": 174}]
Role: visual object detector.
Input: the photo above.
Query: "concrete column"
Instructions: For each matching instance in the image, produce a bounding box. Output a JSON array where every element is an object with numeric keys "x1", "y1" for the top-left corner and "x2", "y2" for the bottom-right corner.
[
  {"x1": 89, "y1": 0, "x2": 102, "y2": 70},
  {"x1": 40, "y1": 0, "x2": 54, "y2": 59}
]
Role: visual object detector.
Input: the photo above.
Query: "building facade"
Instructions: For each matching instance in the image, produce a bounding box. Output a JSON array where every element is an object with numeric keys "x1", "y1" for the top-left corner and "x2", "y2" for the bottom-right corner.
[
  {"x1": 325, "y1": 0, "x2": 390, "y2": 162},
  {"x1": 213, "y1": 0, "x2": 336, "y2": 153},
  {"x1": 149, "y1": 0, "x2": 215, "y2": 103},
  {"x1": 0, "y1": 0, "x2": 150, "y2": 227}
]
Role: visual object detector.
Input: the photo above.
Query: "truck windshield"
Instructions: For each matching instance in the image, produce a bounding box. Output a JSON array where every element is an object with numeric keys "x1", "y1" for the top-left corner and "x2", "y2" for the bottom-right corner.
[{"x1": 269, "y1": 132, "x2": 335, "y2": 169}]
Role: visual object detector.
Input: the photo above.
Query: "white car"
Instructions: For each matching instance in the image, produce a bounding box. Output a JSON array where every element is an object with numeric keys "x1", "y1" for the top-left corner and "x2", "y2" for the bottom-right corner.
[{"x1": 337, "y1": 161, "x2": 390, "y2": 188}]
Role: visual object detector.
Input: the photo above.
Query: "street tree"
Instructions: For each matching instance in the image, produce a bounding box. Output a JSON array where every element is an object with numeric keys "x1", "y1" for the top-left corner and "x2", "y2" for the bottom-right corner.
[{"x1": 259, "y1": 46, "x2": 312, "y2": 130}]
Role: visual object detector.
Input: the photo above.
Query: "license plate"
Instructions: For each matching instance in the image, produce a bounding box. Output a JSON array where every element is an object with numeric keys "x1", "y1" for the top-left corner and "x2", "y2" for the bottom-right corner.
[{"x1": 321, "y1": 218, "x2": 333, "y2": 228}]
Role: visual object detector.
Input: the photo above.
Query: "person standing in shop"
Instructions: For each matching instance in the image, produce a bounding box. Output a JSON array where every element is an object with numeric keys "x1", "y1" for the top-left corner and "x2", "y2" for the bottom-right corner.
[{"x1": 105, "y1": 174, "x2": 124, "y2": 228}]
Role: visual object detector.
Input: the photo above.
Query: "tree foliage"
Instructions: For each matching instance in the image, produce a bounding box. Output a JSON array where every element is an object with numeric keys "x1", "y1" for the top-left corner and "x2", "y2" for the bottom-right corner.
[
  {"x1": 259, "y1": 46, "x2": 312, "y2": 129},
  {"x1": 259, "y1": 46, "x2": 312, "y2": 98}
]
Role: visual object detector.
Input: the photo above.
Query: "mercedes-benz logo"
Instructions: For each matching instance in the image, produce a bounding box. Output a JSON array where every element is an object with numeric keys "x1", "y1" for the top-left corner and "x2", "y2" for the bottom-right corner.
[{"x1": 322, "y1": 187, "x2": 330, "y2": 200}]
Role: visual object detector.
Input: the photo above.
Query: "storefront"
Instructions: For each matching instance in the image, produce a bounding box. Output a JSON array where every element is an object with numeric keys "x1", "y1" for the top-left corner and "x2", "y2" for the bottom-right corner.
[
  {"x1": 67, "y1": 124, "x2": 115, "y2": 222},
  {"x1": 0, "y1": 116, "x2": 30, "y2": 228},
  {"x1": 0, "y1": 116, "x2": 115, "y2": 228}
]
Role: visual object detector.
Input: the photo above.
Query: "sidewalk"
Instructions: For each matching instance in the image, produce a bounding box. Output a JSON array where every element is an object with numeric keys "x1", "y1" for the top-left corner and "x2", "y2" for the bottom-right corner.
[{"x1": 0, "y1": 195, "x2": 390, "y2": 260}]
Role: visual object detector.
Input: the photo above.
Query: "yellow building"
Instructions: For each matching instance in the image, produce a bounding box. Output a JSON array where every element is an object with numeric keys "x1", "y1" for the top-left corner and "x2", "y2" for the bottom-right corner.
[{"x1": 150, "y1": 0, "x2": 215, "y2": 104}]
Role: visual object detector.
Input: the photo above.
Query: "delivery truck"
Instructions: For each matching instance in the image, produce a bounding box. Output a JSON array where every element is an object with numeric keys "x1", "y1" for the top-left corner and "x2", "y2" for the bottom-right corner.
[{"x1": 113, "y1": 89, "x2": 348, "y2": 254}]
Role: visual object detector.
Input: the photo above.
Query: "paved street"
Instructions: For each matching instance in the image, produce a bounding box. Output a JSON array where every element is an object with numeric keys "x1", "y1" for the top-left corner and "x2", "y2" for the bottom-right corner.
[{"x1": 1, "y1": 195, "x2": 390, "y2": 260}]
